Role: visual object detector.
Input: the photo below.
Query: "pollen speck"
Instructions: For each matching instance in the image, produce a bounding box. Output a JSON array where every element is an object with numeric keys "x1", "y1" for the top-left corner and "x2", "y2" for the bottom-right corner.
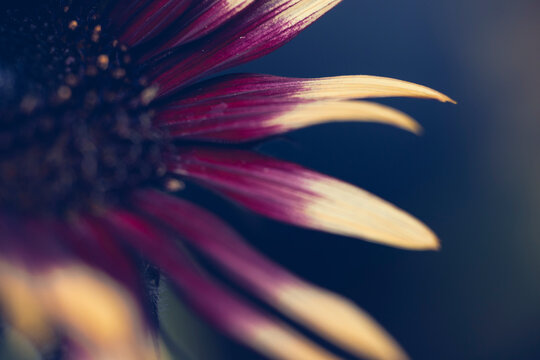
[
  {"x1": 91, "y1": 25, "x2": 102, "y2": 43},
  {"x1": 19, "y1": 95, "x2": 39, "y2": 114},
  {"x1": 86, "y1": 65, "x2": 98, "y2": 77},
  {"x1": 57, "y1": 86, "x2": 72, "y2": 101},
  {"x1": 65, "y1": 74, "x2": 78, "y2": 87},
  {"x1": 68, "y1": 20, "x2": 78, "y2": 31},
  {"x1": 141, "y1": 87, "x2": 159, "y2": 106},
  {"x1": 112, "y1": 68, "x2": 126, "y2": 79},
  {"x1": 97, "y1": 55, "x2": 109, "y2": 70},
  {"x1": 165, "y1": 179, "x2": 185, "y2": 192}
]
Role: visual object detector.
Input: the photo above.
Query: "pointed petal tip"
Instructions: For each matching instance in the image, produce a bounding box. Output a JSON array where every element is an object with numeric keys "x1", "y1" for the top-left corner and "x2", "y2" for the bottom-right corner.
[
  {"x1": 378, "y1": 220, "x2": 441, "y2": 251},
  {"x1": 440, "y1": 94, "x2": 457, "y2": 104},
  {"x1": 407, "y1": 119, "x2": 423, "y2": 136},
  {"x1": 419, "y1": 86, "x2": 454, "y2": 104},
  {"x1": 301, "y1": 75, "x2": 456, "y2": 105},
  {"x1": 301, "y1": 178, "x2": 441, "y2": 251},
  {"x1": 408, "y1": 221, "x2": 440, "y2": 251},
  {"x1": 275, "y1": 282, "x2": 411, "y2": 360},
  {"x1": 275, "y1": 101, "x2": 424, "y2": 136},
  {"x1": 412, "y1": 227, "x2": 441, "y2": 251}
]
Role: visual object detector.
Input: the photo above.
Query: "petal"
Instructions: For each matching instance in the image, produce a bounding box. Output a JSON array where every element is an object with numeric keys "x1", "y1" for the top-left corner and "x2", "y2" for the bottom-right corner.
[
  {"x1": 134, "y1": 190, "x2": 409, "y2": 360},
  {"x1": 109, "y1": 0, "x2": 154, "y2": 29},
  {"x1": 168, "y1": 73, "x2": 455, "y2": 104},
  {"x1": 100, "y1": 210, "x2": 342, "y2": 360},
  {"x1": 118, "y1": 0, "x2": 192, "y2": 47},
  {"x1": 0, "y1": 216, "x2": 157, "y2": 359},
  {"x1": 144, "y1": 0, "x2": 257, "y2": 56},
  {"x1": 40, "y1": 263, "x2": 159, "y2": 360},
  {"x1": 0, "y1": 260, "x2": 53, "y2": 346},
  {"x1": 0, "y1": 257, "x2": 157, "y2": 359},
  {"x1": 154, "y1": 73, "x2": 454, "y2": 142},
  {"x1": 148, "y1": 0, "x2": 342, "y2": 97},
  {"x1": 157, "y1": 99, "x2": 421, "y2": 142},
  {"x1": 167, "y1": 148, "x2": 439, "y2": 250},
  {"x1": 65, "y1": 217, "x2": 160, "y2": 328}
]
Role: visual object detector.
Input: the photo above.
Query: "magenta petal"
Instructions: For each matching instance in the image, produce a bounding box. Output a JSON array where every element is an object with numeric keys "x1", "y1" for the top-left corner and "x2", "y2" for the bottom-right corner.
[
  {"x1": 155, "y1": 97, "x2": 300, "y2": 141},
  {"x1": 148, "y1": 0, "x2": 342, "y2": 97},
  {"x1": 166, "y1": 147, "x2": 328, "y2": 224},
  {"x1": 99, "y1": 209, "x2": 263, "y2": 328},
  {"x1": 155, "y1": 95, "x2": 420, "y2": 142},
  {"x1": 132, "y1": 190, "x2": 292, "y2": 289},
  {"x1": 167, "y1": 148, "x2": 439, "y2": 250},
  {"x1": 0, "y1": 216, "x2": 67, "y2": 268},
  {"x1": 118, "y1": 0, "x2": 192, "y2": 47},
  {"x1": 100, "y1": 210, "x2": 338, "y2": 360},
  {"x1": 159, "y1": 73, "x2": 303, "y2": 104},
  {"x1": 151, "y1": 72, "x2": 454, "y2": 141},
  {"x1": 133, "y1": 190, "x2": 409, "y2": 360},
  {"x1": 142, "y1": 0, "x2": 256, "y2": 59},
  {"x1": 162, "y1": 73, "x2": 454, "y2": 104},
  {"x1": 109, "y1": 0, "x2": 153, "y2": 28},
  {"x1": 68, "y1": 218, "x2": 148, "y2": 295}
]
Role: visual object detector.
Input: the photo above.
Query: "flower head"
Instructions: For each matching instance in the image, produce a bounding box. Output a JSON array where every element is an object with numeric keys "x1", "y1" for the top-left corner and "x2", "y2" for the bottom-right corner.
[{"x1": 0, "y1": 1, "x2": 453, "y2": 359}]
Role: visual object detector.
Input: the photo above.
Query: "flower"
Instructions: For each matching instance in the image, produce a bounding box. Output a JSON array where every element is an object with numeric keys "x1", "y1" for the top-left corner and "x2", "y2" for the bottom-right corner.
[{"x1": 0, "y1": 0, "x2": 453, "y2": 359}]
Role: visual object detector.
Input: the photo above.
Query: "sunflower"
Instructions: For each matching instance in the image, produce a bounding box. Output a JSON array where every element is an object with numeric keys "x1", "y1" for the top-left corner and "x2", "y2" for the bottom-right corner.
[{"x1": 0, "y1": 0, "x2": 453, "y2": 359}]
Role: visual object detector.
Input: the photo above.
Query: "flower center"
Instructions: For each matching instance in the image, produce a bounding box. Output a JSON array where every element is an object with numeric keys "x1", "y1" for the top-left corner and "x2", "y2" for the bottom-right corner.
[{"x1": 0, "y1": 1, "x2": 167, "y2": 215}]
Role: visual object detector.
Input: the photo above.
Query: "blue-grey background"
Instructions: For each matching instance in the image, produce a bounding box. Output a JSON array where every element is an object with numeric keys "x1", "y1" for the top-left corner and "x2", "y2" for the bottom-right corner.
[{"x1": 161, "y1": 1, "x2": 540, "y2": 359}]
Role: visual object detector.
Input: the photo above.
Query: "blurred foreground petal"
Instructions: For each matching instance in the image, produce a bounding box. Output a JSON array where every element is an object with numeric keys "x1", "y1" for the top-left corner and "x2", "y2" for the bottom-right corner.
[
  {"x1": 102, "y1": 210, "x2": 343, "y2": 360},
  {"x1": 135, "y1": 190, "x2": 409, "y2": 360}
]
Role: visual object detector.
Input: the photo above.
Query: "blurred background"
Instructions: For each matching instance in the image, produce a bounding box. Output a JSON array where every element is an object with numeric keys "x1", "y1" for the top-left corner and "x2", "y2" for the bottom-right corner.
[{"x1": 157, "y1": 1, "x2": 540, "y2": 359}]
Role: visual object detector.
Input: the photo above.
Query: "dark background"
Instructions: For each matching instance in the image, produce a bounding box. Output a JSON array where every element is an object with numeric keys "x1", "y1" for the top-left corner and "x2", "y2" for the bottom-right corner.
[{"x1": 160, "y1": 1, "x2": 540, "y2": 360}]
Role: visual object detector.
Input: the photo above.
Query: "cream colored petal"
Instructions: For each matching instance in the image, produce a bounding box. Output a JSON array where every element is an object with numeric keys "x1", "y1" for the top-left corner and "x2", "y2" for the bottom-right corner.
[
  {"x1": 0, "y1": 257, "x2": 158, "y2": 360},
  {"x1": 267, "y1": 100, "x2": 422, "y2": 134},
  {"x1": 246, "y1": 321, "x2": 342, "y2": 360},
  {"x1": 277, "y1": 0, "x2": 343, "y2": 27},
  {"x1": 274, "y1": 282, "x2": 408, "y2": 360},
  {"x1": 39, "y1": 263, "x2": 158, "y2": 360},
  {"x1": 0, "y1": 261, "x2": 53, "y2": 347},
  {"x1": 297, "y1": 75, "x2": 456, "y2": 103},
  {"x1": 301, "y1": 177, "x2": 439, "y2": 250}
]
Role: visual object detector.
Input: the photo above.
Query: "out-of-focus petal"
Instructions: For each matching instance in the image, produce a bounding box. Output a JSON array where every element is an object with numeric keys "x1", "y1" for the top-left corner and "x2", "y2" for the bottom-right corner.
[
  {"x1": 40, "y1": 263, "x2": 158, "y2": 360},
  {"x1": 0, "y1": 260, "x2": 53, "y2": 346},
  {"x1": 148, "y1": 0, "x2": 342, "y2": 97},
  {"x1": 156, "y1": 98, "x2": 421, "y2": 142},
  {"x1": 101, "y1": 210, "x2": 342, "y2": 360},
  {"x1": 169, "y1": 73, "x2": 455, "y2": 103},
  {"x1": 64, "y1": 217, "x2": 160, "y2": 328},
  {"x1": 134, "y1": 190, "x2": 409, "y2": 360},
  {"x1": 0, "y1": 216, "x2": 158, "y2": 359},
  {"x1": 167, "y1": 148, "x2": 439, "y2": 250},
  {"x1": 0, "y1": 257, "x2": 157, "y2": 359}
]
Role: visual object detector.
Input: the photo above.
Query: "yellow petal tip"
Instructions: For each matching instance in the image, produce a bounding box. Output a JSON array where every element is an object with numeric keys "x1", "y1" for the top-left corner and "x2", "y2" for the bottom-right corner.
[{"x1": 440, "y1": 94, "x2": 457, "y2": 104}]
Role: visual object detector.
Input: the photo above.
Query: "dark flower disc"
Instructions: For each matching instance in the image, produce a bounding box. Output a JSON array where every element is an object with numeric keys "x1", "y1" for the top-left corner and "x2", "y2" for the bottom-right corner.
[{"x1": 0, "y1": 1, "x2": 167, "y2": 215}]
